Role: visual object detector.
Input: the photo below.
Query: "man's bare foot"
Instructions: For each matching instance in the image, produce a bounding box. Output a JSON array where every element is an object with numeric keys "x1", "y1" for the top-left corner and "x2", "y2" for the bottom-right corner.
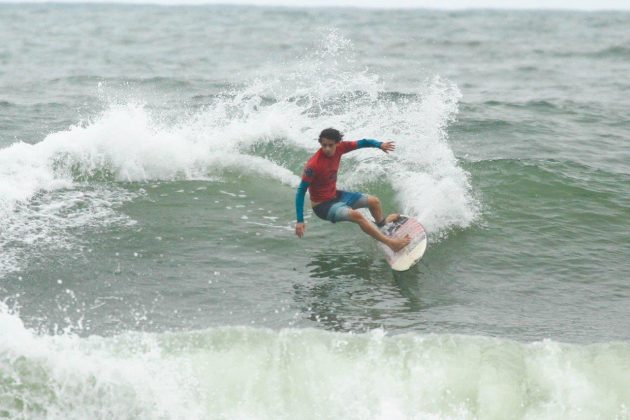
[
  {"x1": 387, "y1": 234, "x2": 411, "y2": 252},
  {"x1": 384, "y1": 213, "x2": 401, "y2": 224},
  {"x1": 377, "y1": 213, "x2": 401, "y2": 227}
]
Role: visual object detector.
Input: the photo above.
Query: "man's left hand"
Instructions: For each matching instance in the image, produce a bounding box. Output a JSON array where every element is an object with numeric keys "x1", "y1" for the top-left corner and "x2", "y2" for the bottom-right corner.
[{"x1": 380, "y1": 141, "x2": 396, "y2": 153}]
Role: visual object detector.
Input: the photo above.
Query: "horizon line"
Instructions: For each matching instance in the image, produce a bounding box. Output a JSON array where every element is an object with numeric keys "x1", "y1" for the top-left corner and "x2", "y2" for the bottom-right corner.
[{"x1": 1, "y1": 1, "x2": 630, "y2": 11}]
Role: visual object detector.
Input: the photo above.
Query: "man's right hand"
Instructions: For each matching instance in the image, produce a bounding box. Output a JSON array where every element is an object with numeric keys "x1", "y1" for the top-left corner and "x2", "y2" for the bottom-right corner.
[{"x1": 295, "y1": 222, "x2": 306, "y2": 238}]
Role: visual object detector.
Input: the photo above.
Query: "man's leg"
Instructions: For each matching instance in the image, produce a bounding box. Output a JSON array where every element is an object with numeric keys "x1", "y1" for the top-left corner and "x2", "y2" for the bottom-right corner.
[
  {"x1": 366, "y1": 195, "x2": 384, "y2": 225},
  {"x1": 347, "y1": 209, "x2": 410, "y2": 252},
  {"x1": 365, "y1": 195, "x2": 399, "y2": 226}
]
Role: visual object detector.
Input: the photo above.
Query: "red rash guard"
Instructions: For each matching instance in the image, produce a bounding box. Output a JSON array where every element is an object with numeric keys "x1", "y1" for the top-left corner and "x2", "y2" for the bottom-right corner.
[{"x1": 301, "y1": 140, "x2": 358, "y2": 203}]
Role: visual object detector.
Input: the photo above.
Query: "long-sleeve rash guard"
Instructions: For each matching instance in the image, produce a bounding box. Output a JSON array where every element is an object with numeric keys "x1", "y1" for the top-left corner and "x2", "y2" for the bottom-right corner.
[{"x1": 295, "y1": 138, "x2": 382, "y2": 223}]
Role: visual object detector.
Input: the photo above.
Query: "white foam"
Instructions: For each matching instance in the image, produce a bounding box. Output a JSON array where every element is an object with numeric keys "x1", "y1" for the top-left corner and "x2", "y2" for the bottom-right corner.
[
  {"x1": 338, "y1": 76, "x2": 478, "y2": 234},
  {"x1": 2, "y1": 304, "x2": 629, "y2": 420},
  {"x1": 0, "y1": 100, "x2": 299, "y2": 217},
  {"x1": 0, "y1": 303, "x2": 204, "y2": 419}
]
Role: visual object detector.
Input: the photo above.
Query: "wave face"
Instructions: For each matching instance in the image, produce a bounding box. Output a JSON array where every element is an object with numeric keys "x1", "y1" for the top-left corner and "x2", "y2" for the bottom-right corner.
[
  {"x1": 0, "y1": 30, "x2": 477, "y2": 276},
  {"x1": 2, "y1": 306, "x2": 630, "y2": 420}
]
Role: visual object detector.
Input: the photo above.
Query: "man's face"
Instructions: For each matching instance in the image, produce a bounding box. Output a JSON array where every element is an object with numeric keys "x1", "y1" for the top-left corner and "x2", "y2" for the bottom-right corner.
[{"x1": 319, "y1": 138, "x2": 337, "y2": 157}]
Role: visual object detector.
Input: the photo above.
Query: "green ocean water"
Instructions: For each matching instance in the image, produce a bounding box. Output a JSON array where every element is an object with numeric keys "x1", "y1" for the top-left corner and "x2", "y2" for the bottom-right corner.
[{"x1": 1, "y1": 4, "x2": 629, "y2": 419}]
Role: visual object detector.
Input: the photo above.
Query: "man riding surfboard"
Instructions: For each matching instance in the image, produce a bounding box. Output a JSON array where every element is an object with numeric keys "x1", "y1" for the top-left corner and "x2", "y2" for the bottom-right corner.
[{"x1": 294, "y1": 128, "x2": 411, "y2": 252}]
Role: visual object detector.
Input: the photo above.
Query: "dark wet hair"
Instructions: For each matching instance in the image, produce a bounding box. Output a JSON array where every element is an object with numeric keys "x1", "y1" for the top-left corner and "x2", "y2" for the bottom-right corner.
[{"x1": 318, "y1": 128, "x2": 343, "y2": 143}]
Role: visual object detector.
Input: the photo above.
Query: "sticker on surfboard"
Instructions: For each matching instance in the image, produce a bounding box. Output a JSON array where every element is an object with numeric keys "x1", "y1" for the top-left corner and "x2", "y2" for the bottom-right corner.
[{"x1": 378, "y1": 215, "x2": 427, "y2": 271}]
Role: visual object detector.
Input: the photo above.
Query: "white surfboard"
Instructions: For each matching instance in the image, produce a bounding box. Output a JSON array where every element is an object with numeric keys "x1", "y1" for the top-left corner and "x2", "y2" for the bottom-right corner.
[{"x1": 378, "y1": 216, "x2": 428, "y2": 271}]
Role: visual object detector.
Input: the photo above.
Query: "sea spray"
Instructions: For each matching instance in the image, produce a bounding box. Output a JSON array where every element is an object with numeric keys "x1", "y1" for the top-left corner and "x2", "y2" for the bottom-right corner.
[{"x1": 0, "y1": 32, "x2": 476, "y2": 276}]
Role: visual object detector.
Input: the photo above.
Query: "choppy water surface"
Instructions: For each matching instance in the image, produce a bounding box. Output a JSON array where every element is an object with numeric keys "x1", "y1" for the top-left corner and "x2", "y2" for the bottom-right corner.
[{"x1": 1, "y1": 4, "x2": 629, "y2": 419}]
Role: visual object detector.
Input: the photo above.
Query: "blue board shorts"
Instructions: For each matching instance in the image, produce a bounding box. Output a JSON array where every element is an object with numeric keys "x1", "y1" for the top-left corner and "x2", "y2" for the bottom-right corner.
[{"x1": 312, "y1": 190, "x2": 369, "y2": 223}]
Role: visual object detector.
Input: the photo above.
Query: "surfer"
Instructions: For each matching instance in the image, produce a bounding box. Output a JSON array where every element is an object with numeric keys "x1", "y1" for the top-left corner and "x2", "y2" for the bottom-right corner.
[{"x1": 295, "y1": 128, "x2": 411, "y2": 252}]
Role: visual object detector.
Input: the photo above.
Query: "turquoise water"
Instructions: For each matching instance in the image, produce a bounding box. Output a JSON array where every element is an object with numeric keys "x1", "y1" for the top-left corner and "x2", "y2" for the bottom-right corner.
[{"x1": 1, "y1": 4, "x2": 629, "y2": 418}]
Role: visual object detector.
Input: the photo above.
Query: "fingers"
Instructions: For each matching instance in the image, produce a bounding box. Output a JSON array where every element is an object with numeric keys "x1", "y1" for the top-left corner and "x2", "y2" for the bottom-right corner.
[{"x1": 382, "y1": 141, "x2": 396, "y2": 153}]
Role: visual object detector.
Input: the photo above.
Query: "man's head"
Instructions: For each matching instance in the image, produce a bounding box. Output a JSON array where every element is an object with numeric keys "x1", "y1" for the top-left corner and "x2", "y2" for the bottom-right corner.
[{"x1": 319, "y1": 128, "x2": 343, "y2": 157}]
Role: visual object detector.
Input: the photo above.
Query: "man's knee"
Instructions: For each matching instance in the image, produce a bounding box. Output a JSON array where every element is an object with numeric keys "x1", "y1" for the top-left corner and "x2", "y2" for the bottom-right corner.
[
  {"x1": 348, "y1": 209, "x2": 367, "y2": 223},
  {"x1": 367, "y1": 195, "x2": 380, "y2": 208}
]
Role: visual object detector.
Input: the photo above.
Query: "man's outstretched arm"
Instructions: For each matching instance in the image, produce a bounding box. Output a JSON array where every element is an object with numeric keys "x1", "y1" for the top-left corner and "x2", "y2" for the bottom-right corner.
[
  {"x1": 295, "y1": 180, "x2": 310, "y2": 238},
  {"x1": 354, "y1": 139, "x2": 396, "y2": 153}
]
